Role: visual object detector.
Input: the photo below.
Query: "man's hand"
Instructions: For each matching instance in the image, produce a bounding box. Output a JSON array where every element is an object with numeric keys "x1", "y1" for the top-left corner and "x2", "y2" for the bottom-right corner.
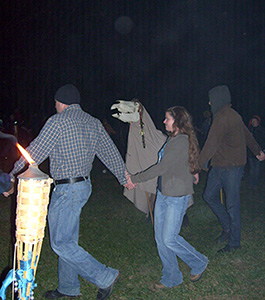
[{"x1": 256, "y1": 150, "x2": 265, "y2": 161}]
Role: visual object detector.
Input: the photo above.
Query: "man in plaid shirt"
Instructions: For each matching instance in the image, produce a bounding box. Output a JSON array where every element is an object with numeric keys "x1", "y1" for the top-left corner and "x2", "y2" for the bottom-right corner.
[{"x1": 7, "y1": 84, "x2": 132, "y2": 300}]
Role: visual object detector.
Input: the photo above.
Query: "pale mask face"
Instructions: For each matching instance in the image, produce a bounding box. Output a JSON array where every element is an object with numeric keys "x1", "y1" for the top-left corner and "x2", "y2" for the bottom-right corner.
[{"x1": 111, "y1": 100, "x2": 140, "y2": 123}]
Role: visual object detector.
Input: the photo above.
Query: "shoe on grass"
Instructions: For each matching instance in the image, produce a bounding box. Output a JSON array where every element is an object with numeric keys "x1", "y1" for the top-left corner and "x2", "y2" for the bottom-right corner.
[
  {"x1": 217, "y1": 244, "x2": 241, "y2": 253},
  {"x1": 190, "y1": 266, "x2": 207, "y2": 282},
  {"x1": 97, "y1": 273, "x2": 120, "y2": 300},
  {"x1": 152, "y1": 282, "x2": 168, "y2": 290},
  {"x1": 43, "y1": 289, "x2": 78, "y2": 299}
]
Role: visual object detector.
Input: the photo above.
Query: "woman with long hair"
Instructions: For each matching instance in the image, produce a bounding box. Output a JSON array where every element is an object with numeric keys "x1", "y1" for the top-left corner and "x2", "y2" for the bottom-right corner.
[{"x1": 129, "y1": 106, "x2": 208, "y2": 289}]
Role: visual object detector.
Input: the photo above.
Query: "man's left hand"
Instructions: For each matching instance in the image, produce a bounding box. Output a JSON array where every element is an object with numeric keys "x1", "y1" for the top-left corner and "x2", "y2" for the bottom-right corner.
[
  {"x1": 256, "y1": 151, "x2": 265, "y2": 161},
  {"x1": 3, "y1": 180, "x2": 15, "y2": 197}
]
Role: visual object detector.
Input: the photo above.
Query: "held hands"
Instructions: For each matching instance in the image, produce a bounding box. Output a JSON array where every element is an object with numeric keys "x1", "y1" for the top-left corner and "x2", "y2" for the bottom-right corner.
[
  {"x1": 124, "y1": 170, "x2": 137, "y2": 190},
  {"x1": 256, "y1": 150, "x2": 265, "y2": 161}
]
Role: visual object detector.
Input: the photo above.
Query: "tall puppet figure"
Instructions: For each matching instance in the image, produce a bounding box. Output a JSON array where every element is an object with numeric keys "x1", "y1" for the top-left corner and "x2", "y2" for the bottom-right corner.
[{"x1": 111, "y1": 100, "x2": 166, "y2": 222}]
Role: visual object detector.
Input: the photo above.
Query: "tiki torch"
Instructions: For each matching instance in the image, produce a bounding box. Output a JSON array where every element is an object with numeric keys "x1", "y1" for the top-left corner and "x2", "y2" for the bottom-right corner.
[{"x1": 0, "y1": 144, "x2": 53, "y2": 300}]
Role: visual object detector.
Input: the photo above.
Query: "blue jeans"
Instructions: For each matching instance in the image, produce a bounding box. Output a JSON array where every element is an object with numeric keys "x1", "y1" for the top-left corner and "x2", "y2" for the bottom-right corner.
[
  {"x1": 48, "y1": 179, "x2": 119, "y2": 296},
  {"x1": 154, "y1": 191, "x2": 208, "y2": 287},
  {"x1": 203, "y1": 166, "x2": 244, "y2": 247}
]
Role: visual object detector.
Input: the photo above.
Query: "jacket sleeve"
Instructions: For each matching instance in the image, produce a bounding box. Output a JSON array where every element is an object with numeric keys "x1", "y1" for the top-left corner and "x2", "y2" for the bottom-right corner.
[
  {"x1": 198, "y1": 116, "x2": 226, "y2": 168},
  {"x1": 244, "y1": 125, "x2": 261, "y2": 156}
]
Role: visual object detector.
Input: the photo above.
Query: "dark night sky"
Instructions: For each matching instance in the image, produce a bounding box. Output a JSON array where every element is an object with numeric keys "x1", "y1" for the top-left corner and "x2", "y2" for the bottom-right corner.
[{"x1": 1, "y1": 0, "x2": 265, "y2": 132}]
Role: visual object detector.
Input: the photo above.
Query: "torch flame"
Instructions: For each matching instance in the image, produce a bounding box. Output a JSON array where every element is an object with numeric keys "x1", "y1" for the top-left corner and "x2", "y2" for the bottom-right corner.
[{"x1": 16, "y1": 143, "x2": 35, "y2": 165}]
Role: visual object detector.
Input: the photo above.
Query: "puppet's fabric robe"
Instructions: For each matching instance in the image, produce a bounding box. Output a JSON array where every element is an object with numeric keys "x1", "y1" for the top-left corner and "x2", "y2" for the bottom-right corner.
[{"x1": 124, "y1": 106, "x2": 166, "y2": 214}]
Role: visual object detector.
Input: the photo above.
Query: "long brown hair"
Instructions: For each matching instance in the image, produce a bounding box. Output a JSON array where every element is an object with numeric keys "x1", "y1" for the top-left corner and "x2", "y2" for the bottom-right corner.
[{"x1": 166, "y1": 106, "x2": 200, "y2": 174}]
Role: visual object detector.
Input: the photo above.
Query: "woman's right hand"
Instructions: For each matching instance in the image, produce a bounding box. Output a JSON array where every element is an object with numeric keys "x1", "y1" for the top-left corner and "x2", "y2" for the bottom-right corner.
[{"x1": 193, "y1": 173, "x2": 199, "y2": 185}]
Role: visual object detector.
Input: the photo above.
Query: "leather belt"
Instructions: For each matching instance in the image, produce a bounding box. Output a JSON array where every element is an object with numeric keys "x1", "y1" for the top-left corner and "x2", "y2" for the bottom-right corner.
[{"x1": 54, "y1": 176, "x2": 88, "y2": 185}]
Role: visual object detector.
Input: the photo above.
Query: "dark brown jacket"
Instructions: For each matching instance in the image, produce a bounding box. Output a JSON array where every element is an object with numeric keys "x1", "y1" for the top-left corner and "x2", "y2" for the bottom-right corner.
[{"x1": 199, "y1": 105, "x2": 261, "y2": 168}]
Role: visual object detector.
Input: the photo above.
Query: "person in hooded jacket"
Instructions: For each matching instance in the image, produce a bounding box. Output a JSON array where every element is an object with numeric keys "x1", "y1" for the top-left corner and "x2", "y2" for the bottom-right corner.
[
  {"x1": 247, "y1": 115, "x2": 265, "y2": 189},
  {"x1": 199, "y1": 85, "x2": 265, "y2": 253}
]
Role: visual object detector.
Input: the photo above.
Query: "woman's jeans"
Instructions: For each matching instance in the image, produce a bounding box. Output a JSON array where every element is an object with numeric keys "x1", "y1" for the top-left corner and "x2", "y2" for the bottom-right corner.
[
  {"x1": 48, "y1": 179, "x2": 119, "y2": 296},
  {"x1": 203, "y1": 166, "x2": 244, "y2": 247},
  {"x1": 154, "y1": 191, "x2": 208, "y2": 287}
]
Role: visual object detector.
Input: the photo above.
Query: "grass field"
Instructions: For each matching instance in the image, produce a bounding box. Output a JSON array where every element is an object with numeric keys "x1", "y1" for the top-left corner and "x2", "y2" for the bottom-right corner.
[{"x1": 0, "y1": 160, "x2": 264, "y2": 299}]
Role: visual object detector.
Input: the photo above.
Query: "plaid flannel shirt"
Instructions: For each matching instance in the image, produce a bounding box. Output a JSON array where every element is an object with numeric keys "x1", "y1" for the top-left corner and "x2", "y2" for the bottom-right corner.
[{"x1": 10, "y1": 104, "x2": 127, "y2": 185}]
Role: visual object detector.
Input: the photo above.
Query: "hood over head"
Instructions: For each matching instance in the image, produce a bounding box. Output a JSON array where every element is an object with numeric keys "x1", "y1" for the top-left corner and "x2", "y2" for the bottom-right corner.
[{"x1": 208, "y1": 85, "x2": 231, "y2": 116}]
